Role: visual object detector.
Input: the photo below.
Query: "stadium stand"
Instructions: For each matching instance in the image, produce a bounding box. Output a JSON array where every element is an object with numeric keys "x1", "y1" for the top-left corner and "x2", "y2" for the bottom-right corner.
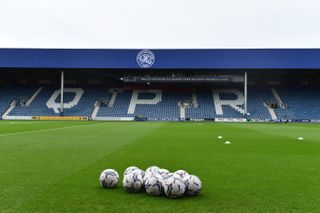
[
  {"x1": 0, "y1": 86, "x2": 37, "y2": 116},
  {"x1": 9, "y1": 87, "x2": 106, "y2": 117},
  {"x1": 132, "y1": 91, "x2": 183, "y2": 121},
  {"x1": 2, "y1": 86, "x2": 320, "y2": 121},
  {"x1": 247, "y1": 88, "x2": 276, "y2": 120},
  {"x1": 97, "y1": 90, "x2": 132, "y2": 118},
  {"x1": 275, "y1": 88, "x2": 320, "y2": 120},
  {"x1": 186, "y1": 91, "x2": 215, "y2": 119}
]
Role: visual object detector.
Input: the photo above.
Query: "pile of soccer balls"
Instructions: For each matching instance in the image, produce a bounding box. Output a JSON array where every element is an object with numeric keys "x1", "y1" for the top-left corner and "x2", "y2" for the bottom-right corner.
[{"x1": 99, "y1": 166, "x2": 202, "y2": 198}]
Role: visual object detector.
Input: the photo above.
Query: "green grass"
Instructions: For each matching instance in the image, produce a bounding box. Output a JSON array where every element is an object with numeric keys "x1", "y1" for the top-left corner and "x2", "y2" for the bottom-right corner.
[{"x1": 1, "y1": 121, "x2": 320, "y2": 213}]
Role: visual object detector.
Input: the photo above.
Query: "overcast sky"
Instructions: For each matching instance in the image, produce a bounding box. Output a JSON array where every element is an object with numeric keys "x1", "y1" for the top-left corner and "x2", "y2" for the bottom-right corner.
[{"x1": 0, "y1": 0, "x2": 320, "y2": 49}]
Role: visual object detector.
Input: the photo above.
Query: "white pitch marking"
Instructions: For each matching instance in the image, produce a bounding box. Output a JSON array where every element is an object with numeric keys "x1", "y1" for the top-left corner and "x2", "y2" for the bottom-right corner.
[
  {"x1": 0, "y1": 122, "x2": 105, "y2": 138},
  {"x1": 9, "y1": 122, "x2": 36, "y2": 125}
]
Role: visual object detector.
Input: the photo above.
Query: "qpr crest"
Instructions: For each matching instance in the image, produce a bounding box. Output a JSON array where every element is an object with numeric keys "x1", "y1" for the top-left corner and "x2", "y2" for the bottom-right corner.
[{"x1": 136, "y1": 49, "x2": 155, "y2": 68}]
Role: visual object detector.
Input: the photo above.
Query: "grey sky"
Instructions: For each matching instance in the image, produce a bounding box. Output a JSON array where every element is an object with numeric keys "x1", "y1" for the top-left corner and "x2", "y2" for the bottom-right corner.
[{"x1": 0, "y1": 0, "x2": 320, "y2": 48}]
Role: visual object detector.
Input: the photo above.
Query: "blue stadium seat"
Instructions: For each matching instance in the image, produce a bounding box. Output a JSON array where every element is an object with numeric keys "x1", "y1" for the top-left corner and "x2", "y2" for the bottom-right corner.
[
  {"x1": 275, "y1": 88, "x2": 320, "y2": 120},
  {"x1": 0, "y1": 86, "x2": 37, "y2": 116},
  {"x1": 3, "y1": 86, "x2": 320, "y2": 121}
]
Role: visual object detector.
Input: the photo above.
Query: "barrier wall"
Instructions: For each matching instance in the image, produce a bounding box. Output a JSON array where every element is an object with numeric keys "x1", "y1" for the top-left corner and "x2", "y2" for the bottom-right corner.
[
  {"x1": 32, "y1": 116, "x2": 88, "y2": 121},
  {"x1": 94, "y1": 117, "x2": 134, "y2": 121},
  {"x1": 215, "y1": 118, "x2": 247, "y2": 122},
  {"x1": 2, "y1": 116, "x2": 33, "y2": 120}
]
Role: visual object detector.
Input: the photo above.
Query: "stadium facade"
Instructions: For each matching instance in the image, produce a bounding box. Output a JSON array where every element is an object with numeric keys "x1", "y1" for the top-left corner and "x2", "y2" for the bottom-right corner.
[{"x1": 0, "y1": 48, "x2": 320, "y2": 122}]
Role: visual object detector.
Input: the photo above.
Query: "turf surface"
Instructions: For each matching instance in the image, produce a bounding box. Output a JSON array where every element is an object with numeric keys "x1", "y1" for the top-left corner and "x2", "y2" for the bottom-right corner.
[{"x1": 1, "y1": 121, "x2": 320, "y2": 212}]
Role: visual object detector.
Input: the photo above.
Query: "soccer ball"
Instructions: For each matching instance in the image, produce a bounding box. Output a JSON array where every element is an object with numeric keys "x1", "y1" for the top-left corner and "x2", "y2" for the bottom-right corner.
[
  {"x1": 158, "y1": 168, "x2": 170, "y2": 178},
  {"x1": 144, "y1": 173, "x2": 163, "y2": 196},
  {"x1": 174, "y1": 170, "x2": 189, "y2": 179},
  {"x1": 163, "y1": 176, "x2": 186, "y2": 198},
  {"x1": 166, "y1": 172, "x2": 173, "y2": 177},
  {"x1": 123, "y1": 172, "x2": 144, "y2": 192},
  {"x1": 99, "y1": 169, "x2": 119, "y2": 188},
  {"x1": 124, "y1": 166, "x2": 145, "y2": 178},
  {"x1": 124, "y1": 166, "x2": 139, "y2": 176},
  {"x1": 145, "y1": 166, "x2": 160, "y2": 176},
  {"x1": 165, "y1": 173, "x2": 182, "y2": 181},
  {"x1": 184, "y1": 175, "x2": 202, "y2": 195},
  {"x1": 136, "y1": 169, "x2": 145, "y2": 178},
  {"x1": 143, "y1": 171, "x2": 153, "y2": 183},
  {"x1": 143, "y1": 170, "x2": 161, "y2": 184}
]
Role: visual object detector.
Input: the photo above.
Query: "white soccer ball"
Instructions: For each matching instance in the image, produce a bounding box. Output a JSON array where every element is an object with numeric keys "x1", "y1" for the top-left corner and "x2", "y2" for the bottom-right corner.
[
  {"x1": 166, "y1": 172, "x2": 174, "y2": 177},
  {"x1": 143, "y1": 172, "x2": 151, "y2": 184},
  {"x1": 160, "y1": 172, "x2": 178, "y2": 189},
  {"x1": 124, "y1": 166, "x2": 139, "y2": 176},
  {"x1": 123, "y1": 172, "x2": 144, "y2": 192},
  {"x1": 145, "y1": 166, "x2": 160, "y2": 176},
  {"x1": 158, "y1": 168, "x2": 170, "y2": 178},
  {"x1": 163, "y1": 176, "x2": 186, "y2": 198},
  {"x1": 166, "y1": 172, "x2": 182, "y2": 180},
  {"x1": 124, "y1": 167, "x2": 145, "y2": 178},
  {"x1": 99, "y1": 169, "x2": 119, "y2": 188},
  {"x1": 174, "y1": 170, "x2": 189, "y2": 179},
  {"x1": 184, "y1": 175, "x2": 202, "y2": 195},
  {"x1": 225, "y1": 141, "x2": 231, "y2": 145},
  {"x1": 143, "y1": 171, "x2": 160, "y2": 184},
  {"x1": 144, "y1": 174, "x2": 163, "y2": 196},
  {"x1": 135, "y1": 169, "x2": 145, "y2": 178}
]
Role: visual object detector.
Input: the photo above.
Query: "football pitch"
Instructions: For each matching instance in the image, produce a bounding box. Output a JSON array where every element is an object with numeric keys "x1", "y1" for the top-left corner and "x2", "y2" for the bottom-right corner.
[{"x1": 1, "y1": 121, "x2": 320, "y2": 213}]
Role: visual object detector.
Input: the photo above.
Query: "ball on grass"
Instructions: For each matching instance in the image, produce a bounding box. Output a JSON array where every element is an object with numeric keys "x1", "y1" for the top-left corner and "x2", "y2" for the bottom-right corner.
[
  {"x1": 225, "y1": 141, "x2": 231, "y2": 145},
  {"x1": 158, "y1": 168, "x2": 170, "y2": 178},
  {"x1": 123, "y1": 166, "x2": 139, "y2": 176},
  {"x1": 123, "y1": 171, "x2": 144, "y2": 192},
  {"x1": 184, "y1": 175, "x2": 202, "y2": 195},
  {"x1": 125, "y1": 167, "x2": 145, "y2": 178},
  {"x1": 163, "y1": 176, "x2": 186, "y2": 198},
  {"x1": 99, "y1": 169, "x2": 119, "y2": 188},
  {"x1": 174, "y1": 170, "x2": 189, "y2": 179},
  {"x1": 145, "y1": 173, "x2": 163, "y2": 196},
  {"x1": 145, "y1": 166, "x2": 160, "y2": 176}
]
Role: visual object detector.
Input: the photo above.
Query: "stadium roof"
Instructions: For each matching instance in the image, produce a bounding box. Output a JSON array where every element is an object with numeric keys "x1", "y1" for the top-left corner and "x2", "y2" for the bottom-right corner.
[{"x1": 0, "y1": 48, "x2": 320, "y2": 69}]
